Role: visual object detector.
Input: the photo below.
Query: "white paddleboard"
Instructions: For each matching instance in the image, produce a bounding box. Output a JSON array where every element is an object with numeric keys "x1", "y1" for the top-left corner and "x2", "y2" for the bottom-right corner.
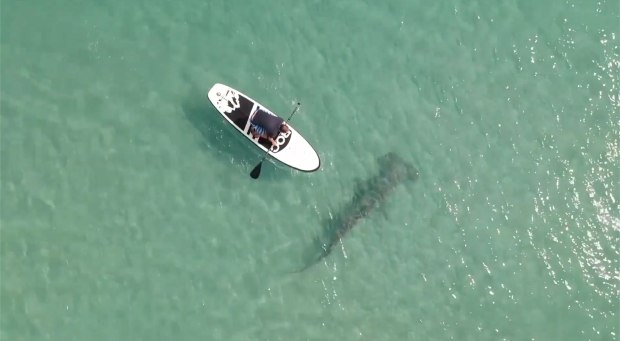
[{"x1": 207, "y1": 83, "x2": 320, "y2": 173}]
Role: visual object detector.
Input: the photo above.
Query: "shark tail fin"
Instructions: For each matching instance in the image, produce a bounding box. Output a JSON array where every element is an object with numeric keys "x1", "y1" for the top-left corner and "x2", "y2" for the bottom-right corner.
[{"x1": 291, "y1": 243, "x2": 332, "y2": 273}]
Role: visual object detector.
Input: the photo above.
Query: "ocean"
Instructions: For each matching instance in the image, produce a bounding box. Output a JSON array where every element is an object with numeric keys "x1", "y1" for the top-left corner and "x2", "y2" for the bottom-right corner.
[{"x1": 1, "y1": 0, "x2": 618, "y2": 340}]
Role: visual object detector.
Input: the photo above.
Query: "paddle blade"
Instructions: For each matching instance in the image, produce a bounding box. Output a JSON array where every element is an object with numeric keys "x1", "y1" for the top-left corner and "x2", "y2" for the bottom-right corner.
[{"x1": 250, "y1": 162, "x2": 263, "y2": 179}]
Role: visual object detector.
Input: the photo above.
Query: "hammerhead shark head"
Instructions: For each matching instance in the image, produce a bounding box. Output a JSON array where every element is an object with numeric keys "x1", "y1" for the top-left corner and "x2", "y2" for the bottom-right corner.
[{"x1": 299, "y1": 152, "x2": 418, "y2": 271}]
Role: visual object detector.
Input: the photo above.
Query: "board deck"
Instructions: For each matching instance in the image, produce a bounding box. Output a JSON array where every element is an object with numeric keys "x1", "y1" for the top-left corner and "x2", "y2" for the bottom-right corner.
[{"x1": 207, "y1": 83, "x2": 320, "y2": 172}]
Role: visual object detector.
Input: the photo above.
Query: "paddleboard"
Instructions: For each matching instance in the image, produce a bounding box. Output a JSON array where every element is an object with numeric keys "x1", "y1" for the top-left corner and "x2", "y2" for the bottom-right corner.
[{"x1": 207, "y1": 83, "x2": 320, "y2": 172}]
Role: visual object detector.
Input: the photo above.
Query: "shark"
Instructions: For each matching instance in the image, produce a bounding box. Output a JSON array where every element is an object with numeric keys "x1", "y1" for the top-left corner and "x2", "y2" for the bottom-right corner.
[{"x1": 299, "y1": 152, "x2": 418, "y2": 271}]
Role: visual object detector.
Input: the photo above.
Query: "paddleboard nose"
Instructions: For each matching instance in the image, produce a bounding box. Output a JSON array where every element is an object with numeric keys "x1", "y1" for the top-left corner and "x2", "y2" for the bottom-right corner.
[{"x1": 278, "y1": 132, "x2": 320, "y2": 172}]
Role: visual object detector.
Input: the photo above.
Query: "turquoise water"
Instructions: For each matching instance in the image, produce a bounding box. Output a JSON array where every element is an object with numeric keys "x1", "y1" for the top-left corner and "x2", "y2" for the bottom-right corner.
[{"x1": 1, "y1": 0, "x2": 618, "y2": 340}]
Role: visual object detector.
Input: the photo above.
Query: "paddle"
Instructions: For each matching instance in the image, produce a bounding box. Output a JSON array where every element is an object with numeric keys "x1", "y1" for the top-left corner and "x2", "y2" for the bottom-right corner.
[{"x1": 250, "y1": 102, "x2": 301, "y2": 179}]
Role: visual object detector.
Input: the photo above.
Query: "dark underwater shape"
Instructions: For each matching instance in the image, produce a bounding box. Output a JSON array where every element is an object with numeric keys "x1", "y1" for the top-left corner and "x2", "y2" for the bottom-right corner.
[{"x1": 299, "y1": 152, "x2": 418, "y2": 271}]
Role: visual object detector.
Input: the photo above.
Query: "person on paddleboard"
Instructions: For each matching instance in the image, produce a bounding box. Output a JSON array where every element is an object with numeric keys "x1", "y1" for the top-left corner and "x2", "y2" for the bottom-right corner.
[{"x1": 250, "y1": 108, "x2": 290, "y2": 146}]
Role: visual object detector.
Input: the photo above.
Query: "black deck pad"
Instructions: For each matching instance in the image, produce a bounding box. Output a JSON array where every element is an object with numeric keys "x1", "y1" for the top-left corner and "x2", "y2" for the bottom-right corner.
[{"x1": 226, "y1": 94, "x2": 254, "y2": 130}]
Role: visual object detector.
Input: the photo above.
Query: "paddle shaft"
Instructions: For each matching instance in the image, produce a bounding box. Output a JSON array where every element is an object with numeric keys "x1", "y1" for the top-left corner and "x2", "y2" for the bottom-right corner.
[{"x1": 283, "y1": 102, "x2": 301, "y2": 123}]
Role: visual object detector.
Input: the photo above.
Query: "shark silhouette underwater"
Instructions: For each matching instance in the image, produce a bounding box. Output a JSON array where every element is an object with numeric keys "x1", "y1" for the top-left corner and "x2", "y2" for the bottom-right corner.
[{"x1": 299, "y1": 152, "x2": 419, "y2": 271}]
